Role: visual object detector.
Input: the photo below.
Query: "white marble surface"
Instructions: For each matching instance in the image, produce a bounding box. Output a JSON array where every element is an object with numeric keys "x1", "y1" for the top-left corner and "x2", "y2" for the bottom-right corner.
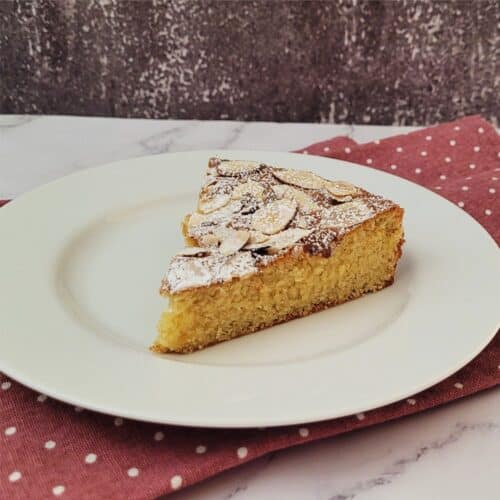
[
  {"x1": 0, "y1": 114, "x2": 419, "y2": 199},
  {"x1": 1, "y1": 115, "x2": 498, "y2": 499}
]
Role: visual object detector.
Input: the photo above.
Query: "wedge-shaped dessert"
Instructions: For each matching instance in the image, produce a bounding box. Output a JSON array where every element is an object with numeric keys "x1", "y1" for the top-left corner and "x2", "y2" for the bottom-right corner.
[{"x1": 152, "y1": 158, "x2": 404, "y2": 353}]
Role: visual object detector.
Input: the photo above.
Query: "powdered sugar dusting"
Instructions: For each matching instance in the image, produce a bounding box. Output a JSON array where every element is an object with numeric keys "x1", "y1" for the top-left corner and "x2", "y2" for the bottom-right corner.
[
  {"x1": 162, "y1": 157, "x2": 398, "y2": 293},
  {"x1": 163, "y1": 251, "x2": 257, "y2": 293}
]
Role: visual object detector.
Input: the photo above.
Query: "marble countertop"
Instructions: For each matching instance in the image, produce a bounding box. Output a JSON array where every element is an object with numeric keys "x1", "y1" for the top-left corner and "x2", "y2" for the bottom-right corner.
[{"x1": 1, "y1": 115, "x2": 498, "y2": 499}]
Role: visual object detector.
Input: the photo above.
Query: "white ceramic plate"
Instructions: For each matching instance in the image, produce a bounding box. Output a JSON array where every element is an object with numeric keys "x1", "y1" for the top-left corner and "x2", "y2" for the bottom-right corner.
[{"x1": 1, "y1": 151, "x2": 498, "y2": 428}]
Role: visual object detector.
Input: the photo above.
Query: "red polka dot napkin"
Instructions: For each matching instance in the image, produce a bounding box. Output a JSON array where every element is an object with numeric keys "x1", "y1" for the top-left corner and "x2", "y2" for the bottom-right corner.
[{"x1": 1, "y1": 115, "x2": 499, "y2": 499}]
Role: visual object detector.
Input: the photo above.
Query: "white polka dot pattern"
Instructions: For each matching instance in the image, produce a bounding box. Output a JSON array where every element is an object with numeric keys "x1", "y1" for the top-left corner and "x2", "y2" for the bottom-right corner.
[
  {"x1": 236, "y1": 447, "x2": 248, "y2": 459},
  {"x1": 154, "y1": 431, "x2": 164, "y2": 441},
  {"x1": 52, "y1": 485, "x2": 65, "y2": 496},
  {"x1": 127, "y1": 467, "x2": 139, "y2": 478},
  {"x1": 298, "y1": 427, "x2": 309, "y2": 437},
  {"x1": 9, "y1": 471, "x2": 22, "y2": 482},
  {"x1": 85, "y1": 453, "x2": 97, "y2": 464},
  {"x1": 170, "y1": 475, "x2": 183, "y2": 490}
]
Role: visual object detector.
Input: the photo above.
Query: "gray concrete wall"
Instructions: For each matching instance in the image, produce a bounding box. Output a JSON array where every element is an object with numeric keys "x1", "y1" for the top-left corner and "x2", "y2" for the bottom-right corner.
[{"x1": 1, "y1": 0, "x2": 498, "y2": 125}]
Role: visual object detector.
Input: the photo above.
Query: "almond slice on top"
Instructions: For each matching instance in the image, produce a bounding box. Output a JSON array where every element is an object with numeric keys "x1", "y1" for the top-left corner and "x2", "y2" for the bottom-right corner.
[
  {"x1": 197, "y1": 190, "x2": 232, "y2": 214},
  {"x1": 272, "y1": 169, "x2": 326, "y2": 190},
  {"x1": 231, "y1": 180, "x2": 265, "y2": 200},
  {"x1": 217, "y1": 160, "x2": 262, "y2": 176},
  {"x1": 272, "y1": 184, "x2": 319, "y2": 211},
  {"x1": 266, "y1": 228, "x2": 313, "y2": 253},
  {"x1": 247, "y1": 230, "x2": 269, "y2": 244},
  {"x1": 219, "y1": 230, "x2": 250, "y2": 256},
  {"x1": 252, "y1": 199, "x2": 297, "y2": 235},
  {"x1": 325, "y1": 180, "x2": 360, "y2": 198},
  {"x1": 177, "y1": 247, "x2": 212, "y2": 257},
  {"x1": 244, "y1": 228, "x2": 312, "y2": 253}
]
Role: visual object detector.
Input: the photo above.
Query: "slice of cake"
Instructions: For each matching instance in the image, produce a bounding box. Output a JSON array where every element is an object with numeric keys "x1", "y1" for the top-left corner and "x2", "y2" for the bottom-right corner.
[{"x1": 152, "y1": 158, "x2": 404, "y2": 353}]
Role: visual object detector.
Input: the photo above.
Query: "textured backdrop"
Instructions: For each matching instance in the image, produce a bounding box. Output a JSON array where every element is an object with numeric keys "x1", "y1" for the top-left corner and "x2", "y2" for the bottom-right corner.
[{"x1": 1, "y1": 0, "x2": 498, "y2": 125}]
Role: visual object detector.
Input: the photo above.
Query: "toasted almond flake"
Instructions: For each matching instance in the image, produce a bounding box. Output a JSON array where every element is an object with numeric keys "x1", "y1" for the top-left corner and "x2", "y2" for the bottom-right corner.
[
  {"x1": 272, "y1": 185, "x2": 319, "y2": 211},
  {"x1": 187, "y1": 212, "x2": 209, "y2": 228},
  {"x1": 244, "y1": 241, "x2": 271, "y2": 251},
  {"x1": 208, "y1": 157, "x2": 220, "y2": 168},
  {"x1": 266, "y1": 228, "x2": 313, "y2": 253},
  {"x1": 177, "y1": 247, "x2": 212, "y2": 257},
  {"x1": 199, "y1": 233, "x2": 220, "y2": 247},
  {"x1": 231, "y1": 180, "x2": 265, "y2": 200},
  {"x1": 252, "y1": 199, "x2": 297, "y2": 234},
  {"x1": 219, "y1": 230, "x2": 250, "y2": 255},
  {"x1": 325, "y1": 180, "x2": 359, "y2": 198},
  {"x1": 272, "y1": 169, "x2": 326, "y2": 190},
  {"x1": 197, "y1": 191, "x2": 231, "y2": 214},
  {"x1": 247, "y1": 231, "x2": 269, "y2": 244},
  {"x1": 217, "y1": 160, "x2": 262, "y2": 176}
]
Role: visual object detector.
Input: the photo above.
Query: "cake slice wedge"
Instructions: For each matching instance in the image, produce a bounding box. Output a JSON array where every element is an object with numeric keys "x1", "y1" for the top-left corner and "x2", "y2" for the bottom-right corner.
[{"x1": 152, "y1": 158, "x2": 404, "y2": 353}]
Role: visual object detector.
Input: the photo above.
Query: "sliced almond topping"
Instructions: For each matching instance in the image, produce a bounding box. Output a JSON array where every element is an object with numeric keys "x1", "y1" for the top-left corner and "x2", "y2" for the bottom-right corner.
[
  {"x1": 219, "y1": 229, "x2": 250, "y2": 256},
  {"x1": 244, "y1": 241, "x2": 271, "y2": 251},
  {"x1": 217, "y1": 160, "x2": 262, "y2": 176},
  {"x1": 231, "y1": 180, "x2": 265, "y2": 200},
  {"x1": 187, "y1": 212, "x2": 209, "y2": 228},
  {"x1": 272, "y1": 184, "x2": 319, "y2": 211},
  {"x1": 199, "y1": 233, "x2": 220, "y2": 247},
  {"x1": 266, "y1": 228, "x2": 312, "y2": 254},
  {"x1": 252, "y1": 199, "x2": 297, "y2": 235},
  {"x1": 247, "y1": 230, "x2": 269, "y2": 244},
  {"x1": 272, "y1": 168, "x2": 326, "y2": 190},
  {"x1": 198, "y1": 191, "x2": 231, "y2": 214},
  {"x1": 208, "y1": 157, "x2": 220, "y2": 168},
  {"x1": 243, "y1": 231, "x2": 270, "y2": 250},
  {"x1": 177, "y1": 247, "x2": 212, "y2": 257},
  {"x1": 325, "y1": 180, "x2": 359, "y2": 198}
]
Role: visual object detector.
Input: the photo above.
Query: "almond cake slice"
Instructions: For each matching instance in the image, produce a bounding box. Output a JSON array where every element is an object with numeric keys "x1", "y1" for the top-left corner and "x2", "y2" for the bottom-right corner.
[{"x1": 152, "y1": 157, "x2": 404, "y2": 353}]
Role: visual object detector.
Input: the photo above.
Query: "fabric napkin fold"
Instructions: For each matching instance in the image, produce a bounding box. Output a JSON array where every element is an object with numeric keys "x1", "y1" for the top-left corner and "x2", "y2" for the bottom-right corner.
[{"x1": 1, "y1": 115, "x2": 499, "y2": 499}]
